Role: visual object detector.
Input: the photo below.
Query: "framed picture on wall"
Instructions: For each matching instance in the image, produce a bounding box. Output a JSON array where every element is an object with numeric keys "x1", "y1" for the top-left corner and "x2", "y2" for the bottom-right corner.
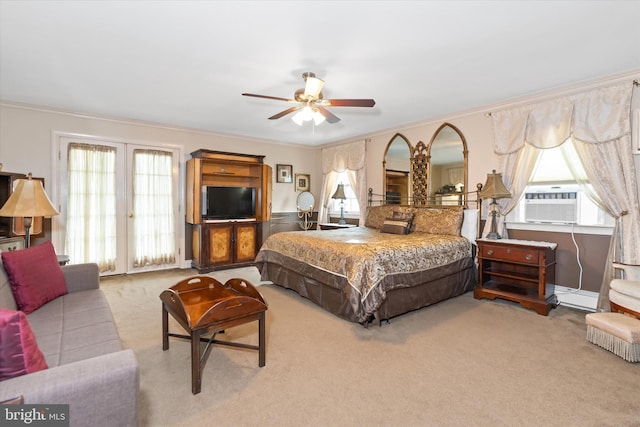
[
  {"x1": 276, "y1": 164, "x2": 293, "y2": 183},
  {"x1": 295, "y1": 174, "x2": 310, "y2": 191}
]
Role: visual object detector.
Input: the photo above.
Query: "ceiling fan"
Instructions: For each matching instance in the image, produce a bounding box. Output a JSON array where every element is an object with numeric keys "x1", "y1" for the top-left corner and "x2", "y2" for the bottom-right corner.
[{"x1": 242, "y1": 72, "x2": 375, "y2": 125}]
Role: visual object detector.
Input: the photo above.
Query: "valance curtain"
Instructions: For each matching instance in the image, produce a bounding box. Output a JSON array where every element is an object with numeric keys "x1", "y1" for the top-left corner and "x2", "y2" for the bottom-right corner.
[
  {"x1": 318, "y1": 141, "x2": 367, "y2": 225},
  {"x1": 487, "y1": 81, "x2": 639, "y2": 311}
]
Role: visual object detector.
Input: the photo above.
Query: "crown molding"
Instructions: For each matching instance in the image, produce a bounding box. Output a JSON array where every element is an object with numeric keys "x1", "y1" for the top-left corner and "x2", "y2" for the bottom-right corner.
[{"x1": 0, "y1": 99, "x2": 317, "y2": 151}]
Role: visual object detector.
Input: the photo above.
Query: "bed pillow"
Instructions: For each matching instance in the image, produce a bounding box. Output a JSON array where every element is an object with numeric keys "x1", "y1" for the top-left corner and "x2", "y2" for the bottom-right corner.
[
  {"x1": 365, "y1": 205, "x2": 413, "y2": 229},
  {"x1": 461, "y1": 209, "x2": 479, "y2": 243},
  {"x1": 392, "y1": 211, "x2": 415, "y2": 233},
  {"x1": 0, "y1": 308, "x2": 48, "y2": 381},
  {"x1": 380, "y1": 217, "x2": 412, "y2": 234},
  {"x1": 1, "y1": 241, "x2": 68, "y2": 314},
  {"x1": 412, "y1": 208, "x2": 464, "y2": 236},
  {"x1": 365, "y1": 206, "x2": 393, "y2": 229}
]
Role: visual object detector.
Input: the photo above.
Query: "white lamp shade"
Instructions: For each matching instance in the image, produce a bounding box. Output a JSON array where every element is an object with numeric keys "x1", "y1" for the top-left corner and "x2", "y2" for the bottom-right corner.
[
  {"x1": 303, "y1": 76, "x2": 324, "y2": 99},
  {"x1": 312, "y1": 110, "x2": 326, "y2": 125},
  {"x1": 293, "y1": 106, "x2": 326, "y2": 126}
]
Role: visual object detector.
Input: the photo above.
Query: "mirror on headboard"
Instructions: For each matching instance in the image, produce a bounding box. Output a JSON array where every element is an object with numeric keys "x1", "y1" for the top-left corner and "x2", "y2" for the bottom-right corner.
[
  {"x1": 426, "y1": 123, "x2": 468, "y2": 207},
  {"x1": 383, "y1": 133, "x2": 412, "y2": 205}
]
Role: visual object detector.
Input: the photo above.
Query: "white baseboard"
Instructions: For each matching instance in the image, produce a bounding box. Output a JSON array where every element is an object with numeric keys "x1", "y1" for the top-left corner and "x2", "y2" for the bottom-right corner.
[{"x1": 554, "y1": 285, "x2": 598, "y2": 312}]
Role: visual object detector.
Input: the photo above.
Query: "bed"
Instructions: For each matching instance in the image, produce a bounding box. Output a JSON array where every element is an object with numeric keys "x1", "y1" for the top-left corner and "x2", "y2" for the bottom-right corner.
[{"x1": 255, "y1": 205, "x2": 478, "y2": 325}]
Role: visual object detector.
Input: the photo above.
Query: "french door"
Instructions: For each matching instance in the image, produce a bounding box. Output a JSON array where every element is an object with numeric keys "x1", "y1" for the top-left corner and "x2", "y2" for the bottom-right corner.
[{"x1": 54, "y1": 134, "x2": 181, "y2": 275}]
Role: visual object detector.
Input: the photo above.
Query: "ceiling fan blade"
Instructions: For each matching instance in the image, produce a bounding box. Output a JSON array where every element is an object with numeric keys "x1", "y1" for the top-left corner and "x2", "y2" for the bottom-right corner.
[
  {"x1": 268, "y1": 106, "x2": 302, "y2": 120},
  {"x1": 316, "y1": 107, "x2": 341, "y2": 124},
  {"x1": 322, "y1": 99, "x2": 376, "y2": 107},
  {"x1": 242, "y1": 93, "x2": 295, "y2": 102}
]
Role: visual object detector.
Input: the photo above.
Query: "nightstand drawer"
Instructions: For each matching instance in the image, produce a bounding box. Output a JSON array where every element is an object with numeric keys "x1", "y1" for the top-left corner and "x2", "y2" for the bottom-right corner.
[{"x1": 481, "y1": 244, "x2": 539, "y2": 265}]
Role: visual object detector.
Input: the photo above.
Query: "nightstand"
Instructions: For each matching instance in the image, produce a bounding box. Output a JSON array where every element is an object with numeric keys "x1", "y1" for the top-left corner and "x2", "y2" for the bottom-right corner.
[{"x1": 474, "y1": 238, "x2": 558, "y2": 315}]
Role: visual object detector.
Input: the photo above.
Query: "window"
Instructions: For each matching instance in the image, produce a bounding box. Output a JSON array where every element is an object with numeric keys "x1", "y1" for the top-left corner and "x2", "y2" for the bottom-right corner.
[
  {"x1": 329, "y1": 171, "x2": 360, "y2": 216},
  {"x1": 506, "y1": 143, "x2": 614, "y2": 230}
]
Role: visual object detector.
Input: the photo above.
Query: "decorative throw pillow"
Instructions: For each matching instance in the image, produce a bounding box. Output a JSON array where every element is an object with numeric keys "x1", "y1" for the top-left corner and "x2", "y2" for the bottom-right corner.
[
  {"x1": 0, "y1": 308, "x2": 48, "y2": 381},
  {"x1": 392, "y1": 211, "x2": 415, "y2": 231},
  {"x1": 1, "y1": 241, "x2": 68, "y2": 314},
  {"x1": 378, "y1": 210, "x2": 415, "y2": 235},
  {"x1": 412, "y1": 208, "x2": 464, "y2": 236},
  {"x1": 365, "y1": 206, "x2": 414, "y2": 229},
  {"x1": 380, "y1": 217, "x2": 412, "y2": 235}
]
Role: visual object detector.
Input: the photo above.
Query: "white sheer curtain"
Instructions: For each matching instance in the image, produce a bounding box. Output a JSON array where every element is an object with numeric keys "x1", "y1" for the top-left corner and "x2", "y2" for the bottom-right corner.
[
  {"x1": 65, "y1": 143, "x2": 117, "y2": 272},
  {"x1": 132, "y1": 149, "x2": 176, "y2": 267},
  {"x1": 318, "y1": 141, "x2": 367, "y2": 225},
  {"x1": 488, "y1": 81, "x2": 639, "y2": 311}
]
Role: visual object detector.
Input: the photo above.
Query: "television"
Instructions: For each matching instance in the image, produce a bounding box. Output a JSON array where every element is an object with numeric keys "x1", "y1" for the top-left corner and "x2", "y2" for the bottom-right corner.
[{"x1": 202, "y1": 186, "x2": 256, "y2": 220}]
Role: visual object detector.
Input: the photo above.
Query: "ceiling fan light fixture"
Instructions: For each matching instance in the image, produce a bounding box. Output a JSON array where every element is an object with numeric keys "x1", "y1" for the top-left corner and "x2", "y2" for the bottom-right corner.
[
  {"x1": 243, "y1": 71, "x2": 375, "y2": 125},
  {"x1": 303, "y1": 76, "x2": 324, "y2": 99},
  {"x1": 313, "y1": 110, "x2": 326, "y2": 125},
  {"x1": 292, "y1": 106, "x2": 325, "y2": 126},
  {"x1": 292, "y1": 111, "x2": 304, "y2": 126},
  {"x1": 292, "y1": 107, "x2": 311, "y2": 125}
]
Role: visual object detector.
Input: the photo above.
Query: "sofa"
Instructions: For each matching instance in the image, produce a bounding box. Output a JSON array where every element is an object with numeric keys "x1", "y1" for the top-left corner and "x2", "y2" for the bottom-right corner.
[{"x1": 0, "y1": 258, "x2": 139, "y2": 426}]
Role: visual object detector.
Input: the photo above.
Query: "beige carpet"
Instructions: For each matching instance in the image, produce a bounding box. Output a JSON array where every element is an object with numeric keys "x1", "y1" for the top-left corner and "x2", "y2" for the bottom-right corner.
[{"x1": 101, "y1": 268, "x2": 640, "y2": 427}]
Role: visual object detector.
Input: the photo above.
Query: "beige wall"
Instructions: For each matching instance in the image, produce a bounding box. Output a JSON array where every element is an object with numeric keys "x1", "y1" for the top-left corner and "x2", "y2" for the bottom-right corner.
[
  {"x1": 1, "y1": 71, "x2": 638, "y2": 296},
  {"x1": 0, "y1": 104, "x2": 322, "y2": 214},
  {"x1": 363, "y1": 112, "x2": 495, "y2": 200}
]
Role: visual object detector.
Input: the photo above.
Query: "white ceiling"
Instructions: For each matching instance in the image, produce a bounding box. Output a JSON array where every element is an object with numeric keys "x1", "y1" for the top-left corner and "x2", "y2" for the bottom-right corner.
[{"x1": 1, "y1": 1, "x2": 639, "y2": 147}]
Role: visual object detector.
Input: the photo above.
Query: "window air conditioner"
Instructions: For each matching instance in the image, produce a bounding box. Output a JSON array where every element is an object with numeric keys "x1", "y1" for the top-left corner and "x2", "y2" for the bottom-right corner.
[{"x1": 524, "y1": 191, "x2": 578, "y2": 224}]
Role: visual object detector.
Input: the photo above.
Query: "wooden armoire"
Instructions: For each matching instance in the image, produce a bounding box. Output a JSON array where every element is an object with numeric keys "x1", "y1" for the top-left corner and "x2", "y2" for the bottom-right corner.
[{"x1": 186, "y1": 150, "x2": 271, "y2": 272}]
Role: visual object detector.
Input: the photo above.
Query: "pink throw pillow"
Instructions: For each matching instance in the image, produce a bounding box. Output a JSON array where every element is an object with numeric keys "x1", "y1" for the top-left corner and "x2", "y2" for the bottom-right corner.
[
  {"x1": 0, "y1": 308, "x2": 48, "y2": 380},
  {"x1": 1, "y1": 241, "x2": 68, "y2": 314}
]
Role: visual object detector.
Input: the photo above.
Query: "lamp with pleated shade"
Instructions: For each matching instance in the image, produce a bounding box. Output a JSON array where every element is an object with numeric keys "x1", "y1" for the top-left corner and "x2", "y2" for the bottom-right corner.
[
  {"x1": 478, "y1": 170, "x2": 511, "y2": 239},
  {"x1": 0, "y1": 173, "x2": 59, "y2": 247},
  {"x1": 331, "y1": 183, "x2": 347, "y2": 225}
]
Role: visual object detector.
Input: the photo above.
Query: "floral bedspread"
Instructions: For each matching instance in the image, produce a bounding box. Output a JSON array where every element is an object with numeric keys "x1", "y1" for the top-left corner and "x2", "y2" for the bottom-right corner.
[{"x1": 256, "y1": 227, "x2": 472, "y2": 302}]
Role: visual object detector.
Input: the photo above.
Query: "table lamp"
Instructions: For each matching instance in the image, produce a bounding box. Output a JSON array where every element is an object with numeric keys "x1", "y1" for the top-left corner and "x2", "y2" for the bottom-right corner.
[
  {"x1": 478, "y1": 170, "x2": 511, "y2": 239},
  {"x1": 331, "y1": 183, "x2": 347, "y2": 225},
  {"x1": 0, "y1": 173, "x2": 59, "y2": 247}
]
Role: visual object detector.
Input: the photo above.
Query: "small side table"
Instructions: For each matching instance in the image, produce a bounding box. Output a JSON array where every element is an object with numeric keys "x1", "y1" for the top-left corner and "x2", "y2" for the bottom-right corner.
[
  {"x1": 160, "y1": 276, "x2": 268, "y2": 394},
  {"x1": 475, "y1": 238, "x2": 557, "y2": 315}
]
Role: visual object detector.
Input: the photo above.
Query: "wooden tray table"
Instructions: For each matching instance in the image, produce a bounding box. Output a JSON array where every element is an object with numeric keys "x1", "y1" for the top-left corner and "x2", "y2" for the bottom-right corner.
[{"x1": 160, "y1": 276, "x2": 268, "y2": 394}]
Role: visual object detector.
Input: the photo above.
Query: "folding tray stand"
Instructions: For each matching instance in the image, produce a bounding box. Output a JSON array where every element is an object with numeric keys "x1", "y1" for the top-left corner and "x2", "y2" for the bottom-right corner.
[{"x1": 160, "y1": 276, "x2": 268, "y2": 394}]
